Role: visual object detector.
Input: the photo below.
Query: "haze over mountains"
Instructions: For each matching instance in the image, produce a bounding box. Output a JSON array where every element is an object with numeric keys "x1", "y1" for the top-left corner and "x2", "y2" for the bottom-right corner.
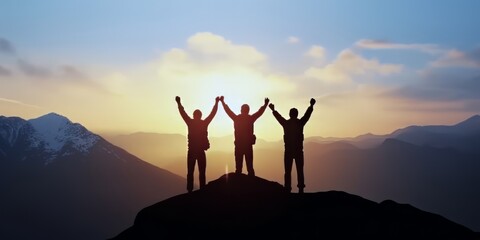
[
  {"x1": 0, "y1": 113, "x2": 185, "y2": 240},
  {"x1": 106, "y1": 115, "x2": 480, "y2": 231}
]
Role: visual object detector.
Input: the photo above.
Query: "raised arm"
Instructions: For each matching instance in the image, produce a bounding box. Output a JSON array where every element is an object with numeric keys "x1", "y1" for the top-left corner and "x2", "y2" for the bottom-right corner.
[
  {"x1": 252, "y1": 98, "x2": 270, "y2": 120},
  {"x1": 204, "y1": 97, "x2": 220, "y2": 124},
  {"x1": 175, "y1": 96, "x2": 191, "y2": 123},
  {"x1": 220, "y1": 96, "x2": 237, "y2": 120},
  {"x1": 269, "y1": 103, "x2": 287, "y2": 126},
  {"x1": 300, "y1": 98, "x2": 316, "y2": 125}
]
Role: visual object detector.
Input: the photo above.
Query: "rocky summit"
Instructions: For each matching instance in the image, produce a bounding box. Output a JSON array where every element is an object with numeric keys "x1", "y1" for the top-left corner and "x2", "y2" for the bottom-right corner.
[{"x1": 112, "y1": 173, "x2": 478, "y2": 240}]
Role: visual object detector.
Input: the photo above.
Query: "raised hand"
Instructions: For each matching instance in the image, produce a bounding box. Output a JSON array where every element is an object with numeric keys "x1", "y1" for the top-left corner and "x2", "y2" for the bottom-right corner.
[
  {"x1": 269, "y1": 103, "x2": 275, "y2": 111},
  {"x1": 175, "y1": 96, "x2": 181, "y2": 104},
  {"x1": 220, "y1": 96, "x2": 225, "y2": 102},
  {"x1": 215, "y1": 96, "x2": 220, "y2": 103},
  {"x1": 310, "y1": 98, "x2": 316, "y2": 106},
  {"x1": 264, "y1": 98, "x2": 270, "y2": 105}
]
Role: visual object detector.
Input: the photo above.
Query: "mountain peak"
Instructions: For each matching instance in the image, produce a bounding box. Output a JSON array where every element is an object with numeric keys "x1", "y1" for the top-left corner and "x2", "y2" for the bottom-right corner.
[
  {"x1": 453, "y1": 114, "x2": 480, "y2": 133},
  {"x1": 456, "y1": 114, "x2": 480, "y2": 125},
  {"x1": 27, "y1": 113, "x2": 99, "y2": 157},
  {"x1": 202, "y1": 173, "x2": 286, "y2": 196},
  {"x1": 28, "y1": 113, "x2": 72, "y2": 151},
  {"x1": 32, "y1": 112, "x2": 71, "y2": 123}
]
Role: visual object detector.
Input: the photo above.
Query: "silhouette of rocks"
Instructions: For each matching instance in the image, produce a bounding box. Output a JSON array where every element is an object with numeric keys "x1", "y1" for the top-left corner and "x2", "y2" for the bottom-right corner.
[{"x1": 112, "y1": 173, "x2": 478, "y2": 239}]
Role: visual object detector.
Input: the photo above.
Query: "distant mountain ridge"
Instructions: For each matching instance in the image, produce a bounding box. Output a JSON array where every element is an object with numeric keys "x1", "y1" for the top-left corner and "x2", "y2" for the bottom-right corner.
[
  {"x1": 304, "y1": 114, "x2": 480, "y2": 152},
  {"x1": 107, "y1": 114, "x2": 480, "y2": 153},
  {"x1": 0, "y1": 113, "x2": 186, "y2": 240},
  {"x1": 392, "y1": 115, "x2": 480, "y2": 136},
  {"x1": 388, "y1": 115, "x2": 480, "y2": 154}
]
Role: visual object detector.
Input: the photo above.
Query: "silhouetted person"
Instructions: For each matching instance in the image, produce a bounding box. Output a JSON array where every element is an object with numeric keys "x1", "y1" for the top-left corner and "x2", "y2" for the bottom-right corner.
[
  {"x1": 220, "y1": 96, "x2": 269, "y2": 176},
  {"x1": 176, "y1": 96, "x2": 219, "y2": 193},
  {"x1": 269, "y1": 98, "x2": 315, "y2": 193}
]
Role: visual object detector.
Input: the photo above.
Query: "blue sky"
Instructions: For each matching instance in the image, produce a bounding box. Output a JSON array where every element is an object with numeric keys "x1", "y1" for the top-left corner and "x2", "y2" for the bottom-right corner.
[
  {"x1": 3, "y1": 1, "x2": 479, "y2": 64},
  {"x1": 1, "y1": 1, "x2": 480, "y2": 138}
]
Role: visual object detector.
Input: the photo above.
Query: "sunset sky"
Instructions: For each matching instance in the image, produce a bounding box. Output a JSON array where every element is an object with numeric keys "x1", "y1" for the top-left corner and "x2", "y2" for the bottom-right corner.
[{"x1": 1, "y1": 1, "x2": 480, "y2": 141}]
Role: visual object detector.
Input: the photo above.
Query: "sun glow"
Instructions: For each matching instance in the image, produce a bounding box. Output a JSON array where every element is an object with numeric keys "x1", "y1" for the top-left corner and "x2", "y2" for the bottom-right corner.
[
  {"x1": 198, "y1": 70, "x2": 270, "y2": 105},
  {"x1": 162, "y1": 66, "x2": 291, "y2": 139}
]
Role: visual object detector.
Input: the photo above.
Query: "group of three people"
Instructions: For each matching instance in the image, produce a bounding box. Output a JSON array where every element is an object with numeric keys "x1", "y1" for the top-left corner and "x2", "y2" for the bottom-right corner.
[{"x1": 176, "y1": 96, "x2": 316, "y2": 193}]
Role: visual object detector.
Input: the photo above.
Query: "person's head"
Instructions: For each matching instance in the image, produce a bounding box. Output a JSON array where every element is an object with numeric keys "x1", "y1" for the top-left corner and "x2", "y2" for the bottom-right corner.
[
  {"x1": 193, "y1": 109, "x2": 202, "y2": 120},
  {"x1": 289, "y1": 108, "x2": 298, "y2": 119},
  {"x1": 241, "y1": 104, "x2": 250, "y2": 115}
]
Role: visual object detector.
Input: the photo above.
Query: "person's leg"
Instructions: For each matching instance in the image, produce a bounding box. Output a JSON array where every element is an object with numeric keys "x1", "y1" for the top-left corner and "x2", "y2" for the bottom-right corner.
[
  {"x1": 198, "y1": 151, "x2": 207, "y2": 189},
  {"x1": 295, "y1": 151, "x2": 305, "y2": 193},
  {"x1": 234, "y1": 145, "x2": 243, "y2": 174},
  {"x1": 186, "y1": 150, "x2": 196, "y2": 193},
  {"x1": 245, "y1": 145, "x2": 254, "y2": 176},
  {"x1": 284, "y1": 150, "x2": 294, "y2": 192}
]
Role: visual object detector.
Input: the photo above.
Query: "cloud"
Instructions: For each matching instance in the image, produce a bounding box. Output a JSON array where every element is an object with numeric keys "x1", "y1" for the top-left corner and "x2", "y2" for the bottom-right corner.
[
  {"x1": 388, "y1": 72, "x2": 480, "y2": 102},
  {"x1": 56, "y1": 65, "x2": 115, "y2": 96},
  {"x1": 304, "y1": 49, "x2": 403, "y2": 84},
  {"x1": 355, "y1": 39, "x2": 440, "y2": 54},
  {"x1": 305, "y1": 45, "x2": 326, "y2": 62},
  {"x1": 184, "y1": 32, "x2": 267, "y2": 67},
  {"x1": 14, "y1": 59, "x2": 109, "y2": 94},
  {"x1": 287, "y1": 36, "x2": 300, "y2": 44},
  {"x1": 380, "y1": 48, "x2": 480, "y2": 112},
  {"x1": 17, "y1": 59, "x2": 51, "y2": 78},
  {"x1": 0, "y1": 65, "x2": 12, "y2": 76},
  {"x1": 0, "y1": 38, "x2": 15, "y2": 55},
  {"x1": 0, "y1": 97, "x2": 40, "y2": 109},
  {"x1": 60, "y1": 65, "x2": 89, "y2": 80},
  {"x1": 157, "y1": 32, "x2": 270, "y2": 79},
  {"x1": 17, "y1": 60, "x2": 90, "y2": 81},
  {"x1": 430, "y1": 49, "x2": 480, "y2": 68}
]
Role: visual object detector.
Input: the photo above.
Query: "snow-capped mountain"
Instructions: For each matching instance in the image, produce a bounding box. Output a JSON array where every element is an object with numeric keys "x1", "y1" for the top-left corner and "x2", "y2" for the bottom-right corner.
[
  {"x1": 29, "y1": 113, "x2": 100, "y2": 161},
  {"x1": 0, "y1": 113, "x2": 185, "y2": 240},
  {"x1": 0, "y1": 112, "x2": 100, "y2": 163}
]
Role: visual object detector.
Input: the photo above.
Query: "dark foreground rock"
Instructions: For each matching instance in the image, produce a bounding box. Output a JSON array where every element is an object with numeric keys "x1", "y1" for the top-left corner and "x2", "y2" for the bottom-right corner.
[{"x1": 111, "y1": 173, "x2": 478, "y2": 239}]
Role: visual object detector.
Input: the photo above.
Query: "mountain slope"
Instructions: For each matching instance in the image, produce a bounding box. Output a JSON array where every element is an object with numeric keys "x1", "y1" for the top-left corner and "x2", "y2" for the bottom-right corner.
[
  {"x1": 112, "y1": 173, "x2": 477, "y2": 239},
  {"x1": 390, "y1": 115, "x2": 480, "y2": 154},
  {"x1": 0, "y1": 113, "x2": 186, "y2": 240}
]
